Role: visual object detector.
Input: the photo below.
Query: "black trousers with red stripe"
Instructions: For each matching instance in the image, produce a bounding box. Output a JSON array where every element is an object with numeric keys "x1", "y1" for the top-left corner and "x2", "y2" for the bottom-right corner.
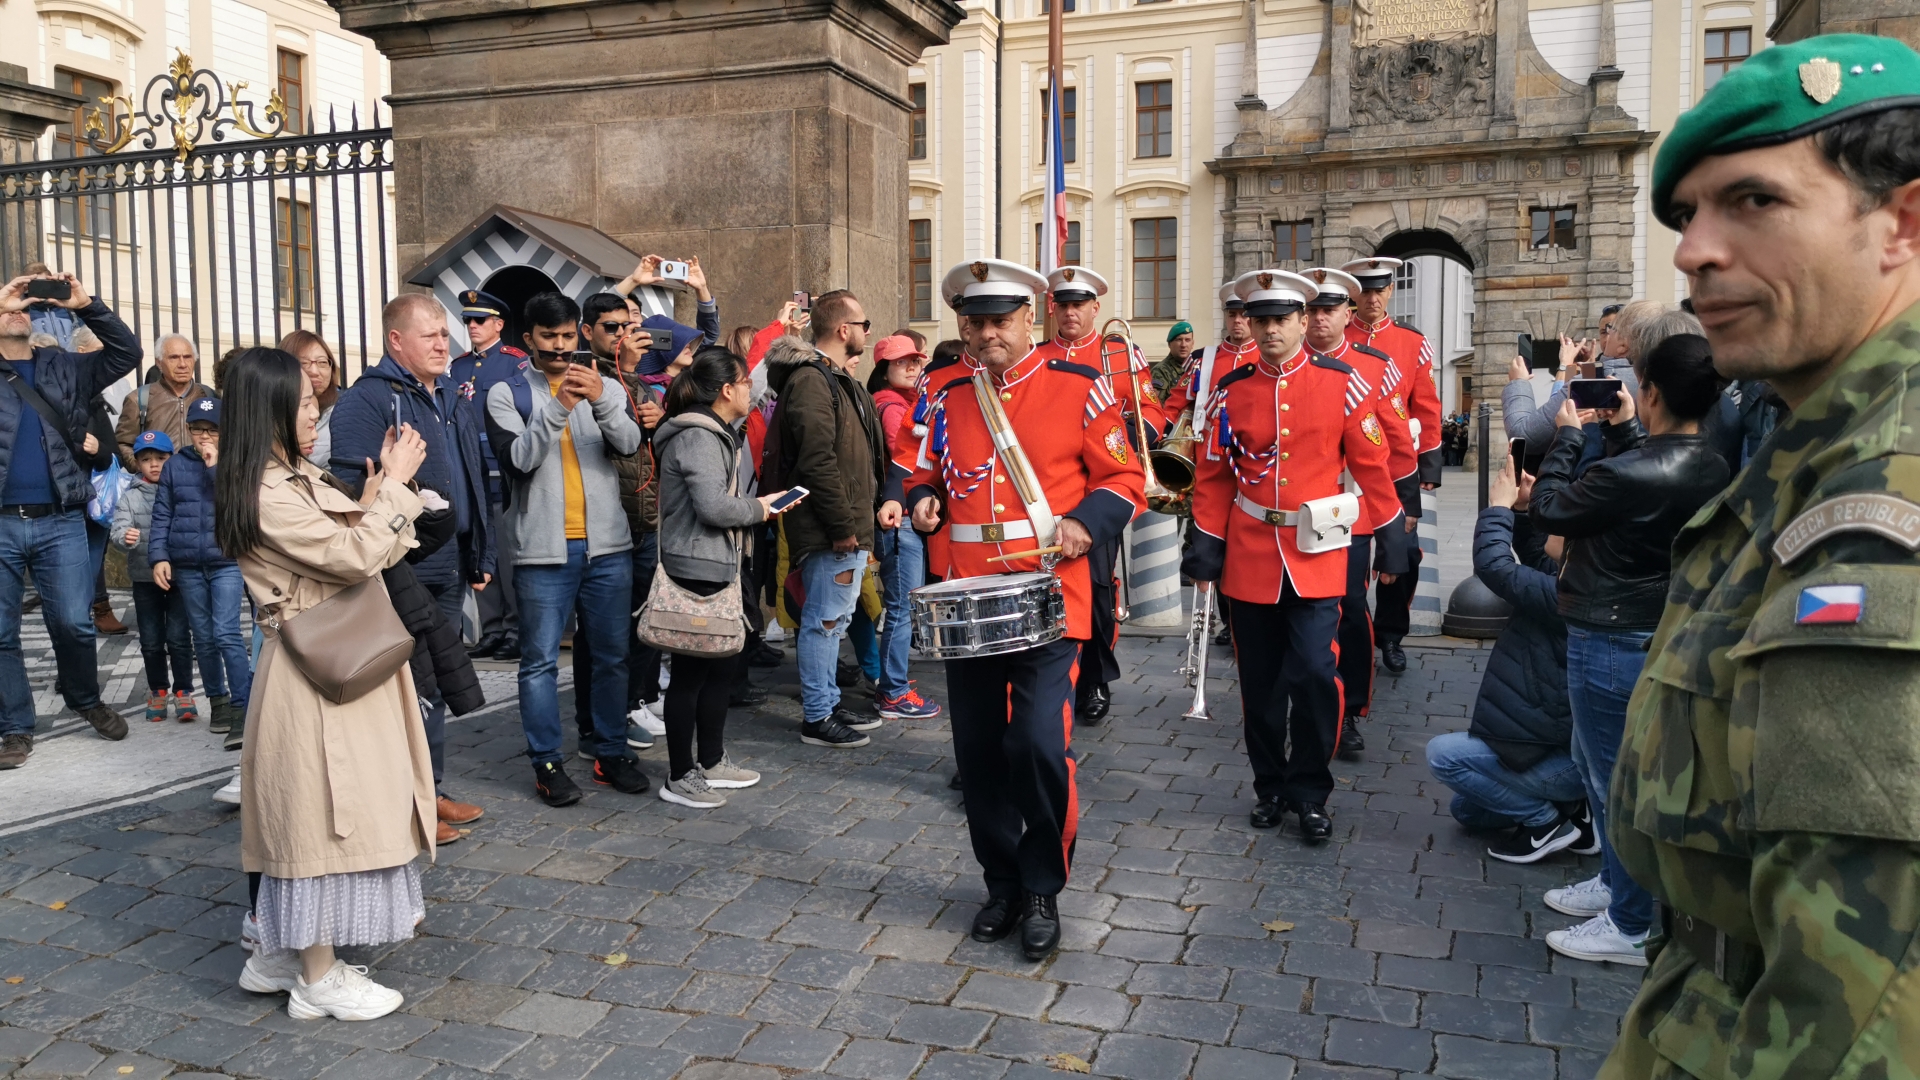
[
  {"x1": 1230, "y1": 581, "x2": 1343, "y2": 807},
  {"x1": 948, "y1": 637, "x2": 1081, "y2": 901},
  {"x1": 1337, "y1": 534, "x2": 1375, "y2": 718},
  {"x1": 1077, "y1": 536, "x2": 1122, "y2": 702}
]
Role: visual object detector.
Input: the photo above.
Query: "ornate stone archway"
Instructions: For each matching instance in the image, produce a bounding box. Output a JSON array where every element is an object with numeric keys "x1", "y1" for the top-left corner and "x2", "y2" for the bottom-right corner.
[{"x1": 1210, "y1": 0, "x2": 1654, "y2": 425}]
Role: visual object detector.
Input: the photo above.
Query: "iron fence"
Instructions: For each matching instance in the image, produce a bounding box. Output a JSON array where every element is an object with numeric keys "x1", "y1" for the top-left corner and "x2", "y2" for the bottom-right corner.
[{"x1": 0, "y1": 106, "x2": 396, "y2": 383}]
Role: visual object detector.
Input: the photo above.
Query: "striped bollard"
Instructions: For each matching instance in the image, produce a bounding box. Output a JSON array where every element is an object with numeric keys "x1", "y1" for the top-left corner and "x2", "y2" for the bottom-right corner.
[
  {"x1": 1408, "y1": 487, "x2": 1443, "y2": 636},
  {"x1": 1122, "y1": 511, "x2": 1185, "y2": 628}
]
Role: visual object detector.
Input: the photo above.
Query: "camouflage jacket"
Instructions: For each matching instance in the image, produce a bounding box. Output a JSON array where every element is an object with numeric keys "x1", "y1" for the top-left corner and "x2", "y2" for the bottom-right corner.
[{"x1": 1604, "y1": 304, "x2": 1920, "y2": 1080}]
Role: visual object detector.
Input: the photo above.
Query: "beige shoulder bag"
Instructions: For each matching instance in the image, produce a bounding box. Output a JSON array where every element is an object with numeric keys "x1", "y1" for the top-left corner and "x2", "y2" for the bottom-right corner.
[{"x1": 268, "y1": 475, "x2": 416, "y2": 704}]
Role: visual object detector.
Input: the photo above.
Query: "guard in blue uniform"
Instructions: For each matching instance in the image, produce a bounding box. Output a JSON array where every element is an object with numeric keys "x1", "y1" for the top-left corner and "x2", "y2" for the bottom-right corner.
[{"x1": 449, "y1": 289, "x2": 529, "y2": 660}]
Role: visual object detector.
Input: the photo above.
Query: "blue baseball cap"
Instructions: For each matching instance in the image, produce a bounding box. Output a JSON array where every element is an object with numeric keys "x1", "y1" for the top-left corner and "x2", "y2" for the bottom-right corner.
[
  {"x1": 132, "y1": 430, "x2": 174, "y2": 454},
  {"x1": 187, "y1": 397, "x2": 221, "y2": 426}
]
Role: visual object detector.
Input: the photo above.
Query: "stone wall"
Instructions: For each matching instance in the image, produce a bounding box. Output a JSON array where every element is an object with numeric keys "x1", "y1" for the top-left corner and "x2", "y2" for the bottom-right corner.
[{"x1": 329, "y1": 0, "x2": 960, "y2": 330}]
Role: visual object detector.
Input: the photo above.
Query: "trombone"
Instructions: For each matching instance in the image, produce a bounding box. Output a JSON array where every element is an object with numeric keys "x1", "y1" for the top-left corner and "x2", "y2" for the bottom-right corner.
[{"x1": 1176, "y1": 583, "x2": 1214, "y2": 720}]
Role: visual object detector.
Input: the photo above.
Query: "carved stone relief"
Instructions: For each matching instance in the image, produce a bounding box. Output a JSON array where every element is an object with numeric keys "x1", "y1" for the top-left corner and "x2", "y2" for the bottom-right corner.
[{"x1": 1350, "y1": 37, "x2": 1496, "y2": 126}]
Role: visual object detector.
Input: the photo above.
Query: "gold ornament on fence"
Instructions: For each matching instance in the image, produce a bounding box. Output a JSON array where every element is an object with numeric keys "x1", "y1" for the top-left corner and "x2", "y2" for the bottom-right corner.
[{"x1": 82, "y1": 49, "x2": 287, "y2": 160}]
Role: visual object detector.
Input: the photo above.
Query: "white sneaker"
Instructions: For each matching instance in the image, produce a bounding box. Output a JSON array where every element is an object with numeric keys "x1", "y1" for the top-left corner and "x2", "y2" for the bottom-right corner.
[
  {"x1": 239, "y1": 909, "x2": 262, "y2": 953},
  {"x1": 238, "y1": 950, "x2": 302, "y2": 993},
  {"x1": 1545, "y1": 912, "x2": 1649, "y2": 967},
  {"x1": 700, "y1": 754, "x2": 761, "y2": 789},
  {"x1": 212, "y1": 767, "x2": 242, "y2": 806},
  {"x1": 286, "y1": 960, "x2": 404, "y2": 1021},
  {"x1": 659, "y1": 769, "x2": 726, "y2": 808},
  {"x1": 629, "y1": 702, "x2": 666, "y2": 737},
  {"x1": 1544, "y1": 874, "x2": 1613, "y2": 918}
]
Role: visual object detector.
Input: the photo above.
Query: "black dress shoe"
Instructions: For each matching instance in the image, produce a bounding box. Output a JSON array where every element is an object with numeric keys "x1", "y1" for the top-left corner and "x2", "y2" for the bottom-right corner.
[
  {"x1": 730, "y1": 683, "x2": 770, "y2": 708},
  {"x1": 1079, "y1": 683, "x2": 1110, "y2": 723},
  {"x1": 1020, "y1": 893, "x2": 1061, "y2": 960},
  {"x1": 1338, "y1": 718, "x2": 1366, "y2": 760},
  {"x1": 971, "y1": 895, "x2": 1023, "y2": 942},
  {"x1": 467, "y1": 633, "x2": 503, "y2": 659},
  {"x1": 494, "y1": 635, "x2": 521, "y2": 661},
  {"x1": 1296, "y1": 802, "x2": 1334, "y2": 844},
  {"x1": 1380, "y1": 638, "x2": 1408, "y2": 674},
  {"x1": 1250, "y1": 797, "x2": 1288, "y2": 830},
  {"x1": 749, "y1": 642, "x2": 785, "y2": 667}
]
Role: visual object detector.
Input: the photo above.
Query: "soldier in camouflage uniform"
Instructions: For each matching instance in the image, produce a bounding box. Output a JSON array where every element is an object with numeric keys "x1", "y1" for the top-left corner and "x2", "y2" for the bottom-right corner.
[{"x1": 1604, "y1": 34, "x2": 1920, "y2": 1079}]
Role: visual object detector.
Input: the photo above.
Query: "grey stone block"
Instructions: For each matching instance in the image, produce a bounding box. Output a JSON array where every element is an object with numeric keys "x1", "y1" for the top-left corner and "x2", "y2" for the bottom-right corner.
[
  {"x1": 1526, "y1": 1004, "x2": 1620, "y2": 1051},
  {"x1": 62, "y1": 1004, "x2": 185, "y2": 1052},
  {"x1": 1310, "y1": 979, "x2": 1420, "y2": 1026},
  {"x1": 915, "y1": 1050, "x2": 1013, "y2": 1080},
  {"x1": 1041, "y1": 952, "x2": 1135, "y2": 990},
  {"x1": 498, "y1": 1034, "x2": 616, "y2": 1080},
  {"x1": 1228, "y1": 1008, "x2": 1327, "y2": 1058},
  {"x1": 1282, "y1": 943, "x2": 1377, "y2": 983},
  {"x1": 496, "y1": 992, "x2": 613, "y2": 1037},
  {"x1": 7, "y1": 990, "x2": 112, "y2": 1034},
  {"x1": 1128, "y1": 964, "x2": 1227, "y2": 1000},
  {"x1": 858, "y1": 959, "x2": 966, "y2": 1002},
  {"x1": 1098, "y1": 930, "x2": 1185, "y2": 963},
  {"x1": 1048, "y1": 986, "x2": 1132, "y2": 1031},
  {"x1": 582, "y1": 1044, "x2": 691, "y2": 1080},
  {"x1": 1431, "y1": 1035, "x2": 1556, "y2": 1080},
  {"x1": 221, "y1": 1033, "x2": 356, "y2": 1080},
  {"x1": 589, "y1": 963, "x2": 693, "y2": 1009},
  {"x1": 1476, "y1": 968, "x2": 1573, "y2": 1007},
  {"x1": 977, "y1": 1018, "x2": 1099, "y2": 1062},
  {"x1": 663, "y1": 1014, "x2": 758, "y2": 1057},
  {"x1": 774, "y1": 947, "x2": 875, "y2": 992},
  {"x1": 893, "y1": 1003, "x2": 996, "y2": 1049},
  {"x1": 412, "y1": 979, "x2": 532, "y2": 1024},
  {"x1": 141, "y1": 1018, "x2": 267, "y2": 1068},
  {"x1": 954, "y1": 973, "x2": 1058, "y2": 1019},
  {"x1": 1126, "y1": 997, "x2": 1238, "y2": 1045},
  {"x1": 409, "y1": 1021, "x2": 538, "y2": 1071},
  {"x1": 748, "y1": 979, "x2": 839, "y2": 1026},
  {"x1": 1192, "y1": 1044, "x2": 1297, "y2": 1080},
  {"x1": 828, "y1": 1038, "x2": 929, "y2": 1080},
  {"x1": 1422, "y1": 995, "x2": 1527, "y2": 1043},
  {"x1": 314, "y1": 1049, "x2": 437, "y2": 1080},
  {"x1": 736, "y1": 1025, "x2": 849, "y2": 1070},
  {"x1": 1376, "y1": 955, "x2": 1477, "y2": 996},
  {"x1": 581, "y1": 1005, "x2": 686, "y2": 1047},
  {"x1": 823, "y1": 992, "x2": 912, "y2": 1038},
  {"x1": 1322, "y1": 1019, "x2": 1433, "y2": 1073},
  {"x1": 1092, "y1": 1033, "x2": 1199, "y2": 1080}
]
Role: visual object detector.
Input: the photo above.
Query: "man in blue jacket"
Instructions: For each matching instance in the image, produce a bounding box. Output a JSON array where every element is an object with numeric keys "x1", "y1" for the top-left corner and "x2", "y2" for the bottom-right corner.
[
  {"x1": 0, "y1": 272, "x2": 141, "y2": 767},
  {"x1": 331, "y1": 293, "x2": 493, "y2": 829},
  {"x1": 1425, "y1": 456, "x2": 1592, "y2": 866},
  {"x1": 449, "y1": 289, "x2": 528, "y2": 660}
]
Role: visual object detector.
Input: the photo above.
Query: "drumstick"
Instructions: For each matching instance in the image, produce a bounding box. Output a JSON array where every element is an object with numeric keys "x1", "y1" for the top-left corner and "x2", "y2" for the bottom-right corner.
[{"x1": 986, "y1": 545, "x2": 1063, "y2": 564}]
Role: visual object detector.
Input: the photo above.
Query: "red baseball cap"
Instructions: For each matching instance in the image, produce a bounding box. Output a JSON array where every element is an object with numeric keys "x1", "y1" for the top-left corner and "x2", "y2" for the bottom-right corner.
[{"x1": 873, "y1": 335, "x2": 927, "y2": 363}]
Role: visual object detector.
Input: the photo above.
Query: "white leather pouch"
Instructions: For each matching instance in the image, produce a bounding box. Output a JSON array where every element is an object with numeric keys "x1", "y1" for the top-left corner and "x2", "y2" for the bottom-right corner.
[{"x1": 1297, "y1": 493, "x2": 1361, "y2": 554}]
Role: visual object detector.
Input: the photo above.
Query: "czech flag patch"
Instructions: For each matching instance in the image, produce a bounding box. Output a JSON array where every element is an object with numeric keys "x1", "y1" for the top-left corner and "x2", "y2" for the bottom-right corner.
[{"x1": 1795, "y1": 584, "x2": 1865, "y2": 625}]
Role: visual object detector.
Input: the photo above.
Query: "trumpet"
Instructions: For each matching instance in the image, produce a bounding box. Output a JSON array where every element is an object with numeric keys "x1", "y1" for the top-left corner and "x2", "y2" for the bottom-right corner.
[
  {"x1": 1098, "y1": 319, "x2": 1184, "y2": 516},
  {"x1": 1177, "y1": 583, "x2": 1215, "y2": 720}
]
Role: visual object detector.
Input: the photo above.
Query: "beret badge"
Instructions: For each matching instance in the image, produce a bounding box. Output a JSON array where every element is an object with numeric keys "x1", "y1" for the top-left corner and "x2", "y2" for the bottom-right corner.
[{"x1": 1799, "y1": 57, "x2": 1842, "y2": 104}]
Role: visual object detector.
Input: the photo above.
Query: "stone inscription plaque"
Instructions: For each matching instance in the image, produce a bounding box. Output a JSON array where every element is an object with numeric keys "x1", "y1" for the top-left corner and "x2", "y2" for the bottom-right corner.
[{"x1": 1353, "y1": 0, "x2": 1494, "y2": 48}]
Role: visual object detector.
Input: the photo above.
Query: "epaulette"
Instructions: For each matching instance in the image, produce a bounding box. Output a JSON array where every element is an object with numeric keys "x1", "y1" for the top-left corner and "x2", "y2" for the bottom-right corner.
[
  {"x1": 1213, "y1": 362, "x2": 1260, "y2": 392},
  {"x1": 1047, "y1": 359, "x2": 1101, "y2": 380},
  {"x1": 1310, "y1": 352, "x2": 1356, "y2": 375},
  {"x1": 1350, "y1": 342, "x2": 1392, "y2": 363},
  {"x1": 502, "y1": 345, "x2": 528, "y2": 358}
]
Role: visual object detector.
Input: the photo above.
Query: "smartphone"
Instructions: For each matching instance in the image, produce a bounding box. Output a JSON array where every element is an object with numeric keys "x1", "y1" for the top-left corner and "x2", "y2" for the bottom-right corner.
[
  {"x1": 570, "y1": 350, "x2": 598, "y2": 367},
  {"x1": 1516, "y1": 333, "x2": 1533, "y2": 364},
  {"x1": 768, "y1": 486, "x2": 810, "y2": 513},
  {"x1": 1568, "y1": 377, "x2": 1625, "y2": 410},
  {"x1": 1578, "y1": 361, "x2": 1598, "y2": 379},
  {"x1": 793, "y1": 290, "x2": 811, "y2": 312},
  {"x1": 391, "y1": 394, "x2": 404, "y2": 432},
  {"x1": 658, "y1": 260, "x2": 690, "y2": 282},
  {"x1": 25, "y1": 278, "x2": 70, "y2": 301},
  {"x1": 1509, "y1": 437, "x2": 1527, "y2": 467}
]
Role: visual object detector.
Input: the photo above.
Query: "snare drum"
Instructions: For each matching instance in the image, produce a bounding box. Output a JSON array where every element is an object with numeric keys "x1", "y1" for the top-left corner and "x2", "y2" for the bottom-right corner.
[{"x1": 909, "y1": 572, "x2": 1066, "y2": 659}]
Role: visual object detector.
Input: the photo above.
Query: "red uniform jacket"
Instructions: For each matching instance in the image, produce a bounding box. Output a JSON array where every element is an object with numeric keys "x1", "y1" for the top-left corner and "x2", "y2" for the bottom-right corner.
[
  {"x1": 1311, "y1": 339, "x2": 1416, "y2": 537},
  {"x1": 1346, "y1": 316, "x2": 1443, "y2": 487},
  {"x1": 901, "y1": 347, "x2": 1146, "y2": 640},
  {"x1": 1159, "y1": 339, "x2": 1258, "y2": 431},
  {"x1": 1047, "y1": 331, "x2": 1169, "y2": 444},
  {"x1": 1184, "y1": 348, "x2": 1401, "y2": 603}
]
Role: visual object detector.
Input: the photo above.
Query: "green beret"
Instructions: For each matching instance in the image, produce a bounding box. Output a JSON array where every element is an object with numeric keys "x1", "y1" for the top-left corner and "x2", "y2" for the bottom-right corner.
[
  {"x1": 1167, "y1": 320, "x2": 1194, "y2": 342},
  {"x1": 1653, "y1": 34, "x2": 1920, "y2": 228}
]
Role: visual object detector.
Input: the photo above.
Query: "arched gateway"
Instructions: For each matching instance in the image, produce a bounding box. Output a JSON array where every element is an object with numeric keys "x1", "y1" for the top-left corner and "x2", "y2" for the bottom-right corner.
[{"x1": 1209, "y1": 0, "x2": 1654, "y2": 437}]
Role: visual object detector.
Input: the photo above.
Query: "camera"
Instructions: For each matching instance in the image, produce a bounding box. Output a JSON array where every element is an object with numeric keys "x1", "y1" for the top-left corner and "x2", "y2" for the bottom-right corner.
[
  {"x1": 25, "y1": 278, "x2": 71, "y2": 301},
  {"x1": 658, "y1": 260, "x2": 690, "y2": 282}
]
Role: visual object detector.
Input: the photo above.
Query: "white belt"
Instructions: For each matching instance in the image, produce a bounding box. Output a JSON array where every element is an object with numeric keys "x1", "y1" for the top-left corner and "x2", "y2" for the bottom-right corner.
[
  {"x1": 1235, "y1": 494, "x2": 1298, "y2": 526},
  {"x1": 951, "y1": 515, "x2": 1060, "y2": 544}
]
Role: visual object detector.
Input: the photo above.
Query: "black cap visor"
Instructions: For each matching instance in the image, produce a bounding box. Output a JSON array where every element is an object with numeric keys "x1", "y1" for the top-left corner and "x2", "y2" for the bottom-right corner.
[{"x1": 952, "y1": 295, "x2": 1033, "y2": 317}]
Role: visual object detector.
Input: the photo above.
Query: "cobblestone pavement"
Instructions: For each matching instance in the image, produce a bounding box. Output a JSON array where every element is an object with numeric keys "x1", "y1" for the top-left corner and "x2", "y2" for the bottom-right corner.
[{"x1": 0, "y1": 615, "x2": 1638, "y2": 1080}]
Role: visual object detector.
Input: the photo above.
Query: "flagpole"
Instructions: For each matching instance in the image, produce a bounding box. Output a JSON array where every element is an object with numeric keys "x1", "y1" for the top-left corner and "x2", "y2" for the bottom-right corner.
[{"x1": 1043, "y1": 0, "x2": 1064, "y2": 341}]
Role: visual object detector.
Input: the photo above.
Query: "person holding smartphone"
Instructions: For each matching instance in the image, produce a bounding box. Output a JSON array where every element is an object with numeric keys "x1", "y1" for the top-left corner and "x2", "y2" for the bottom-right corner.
[{"x1": 652, "y1": 346, "x2": 795, "y2": 808}]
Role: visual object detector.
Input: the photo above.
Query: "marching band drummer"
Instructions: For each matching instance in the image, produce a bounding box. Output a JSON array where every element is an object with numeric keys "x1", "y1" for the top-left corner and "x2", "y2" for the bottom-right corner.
[
  {"x1": 1182, "y1": 269, "x2": 1402, "y2": 843},
  {"x1": 1040, "y1": 266, "x2": 1163, "y2": 727},
  {"x1": 1342, "y1": 257, "x2": 1444, "y2": 676},
  {"x1": 1300, "y1": 267, "x2": 1419, "y2": 760},
  {"x1": 903, "y1": 259, "x2": 1146, "y2": 961}
]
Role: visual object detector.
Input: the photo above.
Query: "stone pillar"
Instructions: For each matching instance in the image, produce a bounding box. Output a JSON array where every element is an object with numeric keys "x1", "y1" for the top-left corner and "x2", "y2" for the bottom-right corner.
[
  {"x1": 0, "y1": 66, "x2": 86, "y2": 277},
  {"x1": 1326, "y1": 0, "x2": 1354, "y2": 141},
  {"x1": 328, "y1": 0, "x2": 961, "y2": 329}
]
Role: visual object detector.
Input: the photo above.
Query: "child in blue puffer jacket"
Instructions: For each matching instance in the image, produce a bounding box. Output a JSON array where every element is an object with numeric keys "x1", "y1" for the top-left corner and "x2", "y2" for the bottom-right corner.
[{"x1": 150, "y1": 398, "x2": 251, "y2": 746}]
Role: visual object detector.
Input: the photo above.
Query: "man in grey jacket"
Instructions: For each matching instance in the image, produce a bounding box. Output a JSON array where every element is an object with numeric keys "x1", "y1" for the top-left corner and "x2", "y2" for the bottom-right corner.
[{"x1": 486, "y1": 292, "x2": 645, "y2": 807}]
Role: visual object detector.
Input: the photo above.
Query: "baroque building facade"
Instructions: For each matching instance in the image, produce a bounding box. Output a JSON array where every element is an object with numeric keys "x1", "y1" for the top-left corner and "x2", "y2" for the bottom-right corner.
[{"x1": 908, "y1": 0, "x2": 1783, "y2": 415}]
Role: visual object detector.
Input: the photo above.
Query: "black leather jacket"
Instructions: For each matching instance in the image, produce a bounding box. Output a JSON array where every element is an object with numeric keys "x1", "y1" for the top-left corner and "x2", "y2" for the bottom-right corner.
[{"x1": 1528, "y1": 422, "x2": 1730, "y2": 630}]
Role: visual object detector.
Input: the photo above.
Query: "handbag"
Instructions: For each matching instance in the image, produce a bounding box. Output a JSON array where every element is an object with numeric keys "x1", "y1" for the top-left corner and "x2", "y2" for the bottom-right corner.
[
  {"x1": 637, "y1": 564, "x2": 746, "y2": 658},
  {"x1": 268, "y1": 474, "x2": 417, "y2": 704}
]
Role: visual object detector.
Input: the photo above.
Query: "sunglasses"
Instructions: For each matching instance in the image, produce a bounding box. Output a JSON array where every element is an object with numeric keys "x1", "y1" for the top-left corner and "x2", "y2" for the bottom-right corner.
[
  {"x1": 848, "y1": 320, "x2": 873, "y2": 333},
  {"x1": 463, "y1": 316, "x2": 496, "y2": 325},
  {"x1": 596, "y1": 321, "x2": 633, "y2": 334}
]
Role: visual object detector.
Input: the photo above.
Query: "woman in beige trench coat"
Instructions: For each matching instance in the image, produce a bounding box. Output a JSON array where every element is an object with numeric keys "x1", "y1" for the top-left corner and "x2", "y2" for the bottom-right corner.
[{"x1": 214, "y1": 347, "x2": 435, "y2": 1022}]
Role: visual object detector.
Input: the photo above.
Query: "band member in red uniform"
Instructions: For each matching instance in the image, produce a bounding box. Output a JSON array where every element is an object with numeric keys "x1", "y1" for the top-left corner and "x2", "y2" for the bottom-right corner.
[
  {"x1": 1183, "y1": 270, "x2": 1401, "y2": 842},
  {"x1": 1159, "y1": 281, "x2": 1257, "y2": 434},
  {"x1": 1342, "y1": 257, "x2": 1443, "y2": 675},
  {"x1": 904, "y1": 259, "x2": 1145, "y2": 958},
  {"x1": 1301, "y1": 268, "x2": 1417, "y2": 760},
  {"x1": 1040, "y1": 266, "x2": 1159, "y2": 725}
]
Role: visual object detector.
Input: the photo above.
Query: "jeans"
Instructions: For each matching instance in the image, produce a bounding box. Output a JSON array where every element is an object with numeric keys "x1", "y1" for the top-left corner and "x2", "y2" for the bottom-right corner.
[
  {"x1": 1426, "y1": 731, "x2": 1586, "y2": 830},
  {"x1": 575, "y1": 532, "x2": 662, "y2": 738},
  {"x1": 1566, "y1": 623, "x2": 1656, "y2": 936},
  {"x1": 876, "y1": 526, "x2": 924, "y2": 697},
  {"x1": 423, "y1": 577, "x2": 467, "y2": 790},
  {"x1": 797, "y1": 548, "x2": 868, "y2": 722},
  {"x1": 516, "y1": 540, "x2": 633, "y2": 766},
  {"x1": 85, "y1": 518, "x2": 109, "y2": 606},
  {"x1": 131, "y1": 581, "x2": 194, "y2": 692},
  {"x1": 174, "y1": 564, "x2": 252, "y2": 708},
  {"x1": 0, "y1": 509, "x2": 100, "y2": 733}
]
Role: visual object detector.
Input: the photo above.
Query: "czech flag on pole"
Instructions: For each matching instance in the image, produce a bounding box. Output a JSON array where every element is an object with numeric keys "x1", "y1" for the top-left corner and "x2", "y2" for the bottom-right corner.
[{"x1": 1041, "y1": 70, "x2": 1066, "y2": 276}]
